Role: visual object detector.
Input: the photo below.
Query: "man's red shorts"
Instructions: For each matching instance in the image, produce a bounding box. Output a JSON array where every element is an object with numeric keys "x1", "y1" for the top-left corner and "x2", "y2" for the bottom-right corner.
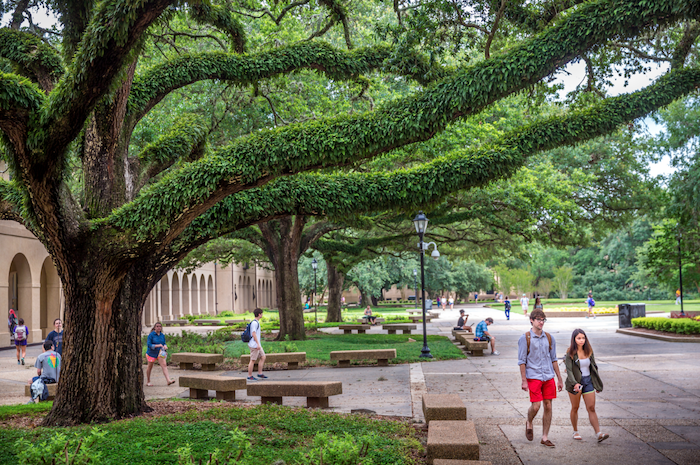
[{"x1": 527, "y1": 378, "x2": 556, "y2": 403}]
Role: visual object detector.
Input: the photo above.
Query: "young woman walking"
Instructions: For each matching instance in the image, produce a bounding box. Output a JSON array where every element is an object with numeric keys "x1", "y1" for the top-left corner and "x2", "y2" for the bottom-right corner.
[
  {"x1": 565, "y1": 329, "x2": 609, "y2": 442},
  {"x1": 146, "y1": 322, "x2": 175, "y2": 386}
]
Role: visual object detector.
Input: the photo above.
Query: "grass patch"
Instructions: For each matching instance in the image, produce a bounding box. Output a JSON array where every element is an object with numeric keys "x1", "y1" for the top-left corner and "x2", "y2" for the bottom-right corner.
[
  {"x1": 225, "y1": 333, "x2": 465, "y2": 365},
  {"x1": 0, "y1": 402, "x2": 53, "y2": 420},
  {"x1": 488, "y1": 300, "x2": 700, "y2": 315},
  {"x1": 0, "y1": 404, "x2": 421, "y2": 464}
]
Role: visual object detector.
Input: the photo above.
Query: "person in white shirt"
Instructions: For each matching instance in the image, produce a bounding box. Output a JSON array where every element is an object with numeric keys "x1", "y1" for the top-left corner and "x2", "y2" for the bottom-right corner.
[
  {"x1": 247, "y1": 308, "x2": 268, "y2": 381},
  {"x1": 520, "y1": 294, "x2": 530, "y2": 316}
]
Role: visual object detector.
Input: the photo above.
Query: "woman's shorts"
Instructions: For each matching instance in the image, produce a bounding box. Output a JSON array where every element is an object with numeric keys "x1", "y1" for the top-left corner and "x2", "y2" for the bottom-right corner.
[
  {"x1": 580, "y1": 375, "x2": 595, "y2": 395},
  {"x1": 146, "y1": 354, "x2": 157, "y2": 363},
  {"x1": 15, "y1": 340, "x2": 27, "y2": 346}
]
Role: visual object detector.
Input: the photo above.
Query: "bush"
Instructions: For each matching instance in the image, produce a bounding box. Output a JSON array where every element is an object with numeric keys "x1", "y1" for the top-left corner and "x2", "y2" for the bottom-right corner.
[
  {"x1": 632, "y1": 317, "x2": 700, "y2": 334},
  {"x1": 218, "y1": 310, "x2": 235, "y2": 317}
]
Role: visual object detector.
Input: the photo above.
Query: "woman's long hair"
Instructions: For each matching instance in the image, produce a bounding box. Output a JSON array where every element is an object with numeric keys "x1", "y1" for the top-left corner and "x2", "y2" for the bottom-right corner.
[
  {"x1": 535, "y1": 297, "x2": 541, "y2": 306},
  {"x1": 150, "y1": 321, "x2": 162, "y2": 333},
  {"x1": 568, "y1": 328, "x2": 592, "y2": 358}
]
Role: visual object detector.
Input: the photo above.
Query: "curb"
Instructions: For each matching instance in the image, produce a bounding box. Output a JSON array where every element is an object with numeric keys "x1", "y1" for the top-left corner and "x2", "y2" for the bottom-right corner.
[{"x1": 615, "y1": 328, "x2": 700, "y2": 343}]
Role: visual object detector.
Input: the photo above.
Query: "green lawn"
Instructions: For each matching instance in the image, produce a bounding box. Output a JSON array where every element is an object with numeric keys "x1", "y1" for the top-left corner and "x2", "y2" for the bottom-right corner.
[
  {"x1": 487, "y1": 299, "x2": 700, "y2": 315},
  {"x1": 225, "y1": 333, "x2": 465, "y2": 365},
  {"x1": 0, "y1": 404, "x2": 421, "y2": 464}
]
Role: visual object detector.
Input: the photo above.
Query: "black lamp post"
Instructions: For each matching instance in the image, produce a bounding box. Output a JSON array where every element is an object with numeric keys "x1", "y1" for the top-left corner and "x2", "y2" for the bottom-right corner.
[
  {"x1": 678, "y1": 232, "x2": 685, "y2": 316},
  {"x1": 413, "y1": 268, "x2": 418, "y2": 310},
  {"x1": 414, "y1": 211, "x2": 440, "y2": 359},
  {"x1": 311, "y1": 258, "x2": 318, "y2": 325}
]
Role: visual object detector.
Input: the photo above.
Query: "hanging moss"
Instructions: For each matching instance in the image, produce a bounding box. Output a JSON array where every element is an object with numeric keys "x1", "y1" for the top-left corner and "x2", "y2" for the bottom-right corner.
[
  {"x1": 0, "y1": 29, "x2": 64, "y2": 85},
  {"x1": 189, "y1": 2, "x2": 247, "y2": 53}
]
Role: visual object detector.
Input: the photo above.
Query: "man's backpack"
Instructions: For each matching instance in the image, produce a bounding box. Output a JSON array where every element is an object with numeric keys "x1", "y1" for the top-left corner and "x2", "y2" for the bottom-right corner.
[
  {"x1": 14, "y1": 326, "x2": 26, "y2": 341},
  {"x1": 525, "y1": 331, "x2": 552, "y2": 355},
  {"x1": 241, "y1": 320, "x2": 257, "y2": 343}
]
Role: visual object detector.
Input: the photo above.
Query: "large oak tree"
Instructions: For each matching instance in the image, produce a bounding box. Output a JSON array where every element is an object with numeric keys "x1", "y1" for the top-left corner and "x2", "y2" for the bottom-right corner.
[{"x1": 1, "y1": 0, "x2": 699, "y2": 425}]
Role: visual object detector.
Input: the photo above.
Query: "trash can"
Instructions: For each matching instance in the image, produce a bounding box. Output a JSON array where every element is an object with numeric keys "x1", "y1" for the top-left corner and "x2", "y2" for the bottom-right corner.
[
  {"x1": 618, "y1": 303, "x2": 646, "y2": 328},
  {"x1": 425, "y1": 299, "x2": 433, "y2": 310}
]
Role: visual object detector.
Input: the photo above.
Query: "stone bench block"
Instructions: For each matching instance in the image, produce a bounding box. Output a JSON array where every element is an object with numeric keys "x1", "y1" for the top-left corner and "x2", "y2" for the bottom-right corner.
[
  {"x1": 225, "y1": 319, "x2": 248, "y2": 325},
  {"x1": 240, "y1": 352, "x2": 306, "y2": 370},
  {"x1": 422, "y1": 394, "x2": 467, "y2": 424},
  {"x1": 25, "y1": 383, "x2": 58, "y2": 400},
  {"x1": 452, "y1": 329, "x2": 472, "y2": 338},
  {"x1": 357, "y1": 317, "x2": 385, "y2": 324},
  {"x1": 171, "y1": 352, "x2": 224, "y2": 370},
  {"x1": 193, "y1": 319, "x2": 222, "y2": 326},
  {"x1": 179, "y1": 374, "x2": 246, "y2": 401},
  {"x1": 162, "y1": 320, "x2": 187, "y2": 326},
  {"x1": 247, "y1": 381, "x2": 342, "y2": 408},
  {"x1": 427, "y1": 420, "x2": 479, "y2": 464},
  {"x1": 409, "y1": 315, "x2": 437, "y2": 323},
  {"x1": 382, "y1": 324, "x2": 417, "y2": 334},
  {"x1": 458, "y1": 337, "x2": 488, "y2": 356},
  {"x1": 338, "y1": 324, "x2": 371, "y2": 334},
  {"x1": 330, "y1": 349, "x2": 396, "y2": 367}
]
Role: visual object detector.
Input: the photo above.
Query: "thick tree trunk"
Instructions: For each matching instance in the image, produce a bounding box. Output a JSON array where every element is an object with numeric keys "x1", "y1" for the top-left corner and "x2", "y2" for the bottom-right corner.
[
  {"x1": 43, "y1": 264, "x2": 151, "y2": 425},
  {"x1": 325, "y1": 262, "x2": 344, "y2": 322}
]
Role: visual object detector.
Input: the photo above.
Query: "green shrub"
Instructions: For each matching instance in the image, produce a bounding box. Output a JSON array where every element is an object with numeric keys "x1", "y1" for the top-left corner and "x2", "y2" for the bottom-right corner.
[
  {"x1": 218, "y1": 310, "x2": 235, "y2": 317},
  {"x1": 632, "y1": 317, "x2": 700, "y2": 334},
  {"x1": 15, "y1": 427, "x2": 106, "y2": 464}
]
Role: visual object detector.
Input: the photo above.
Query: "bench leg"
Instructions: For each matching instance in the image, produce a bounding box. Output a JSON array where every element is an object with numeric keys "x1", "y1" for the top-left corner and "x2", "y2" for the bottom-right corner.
[
  {"x1": 378, "y1": 359, "x2": 389, "y2": 367},
  {"x1": 288, "y1": 362, "x2": 299, "y2": 370},
  {"x1": 201, "y1": 363, "x2": 216, "y2": 371},
  {"x1": 343, "y1": 330, "x2": 351, "y2": 334},
  {"x1": 387, "y1": 330, "x2": 396, "y2": 334},
  {"x1": 358, "y1": 330, "x2": 366, "y2": 334},
  {"x1": 307, "y1": 397, "x2": 329, "y2": 408},
  {"x1": 338, "y1": 360, "x2": 350, "y2": 368},
  {"x1": 401, "y1": 330, "x2": 411, "y2": 334},
  {"x1": 471, "y1": 349, "x2": 484, "y2": 356},
  {"x1": 189, "y1": 388, "x2": 208, "y2": 399},
  {"x1": 261, "y1": 396, "x2": 283, "y2": 405},
  {"x1": 216, "y1": 390, "x2": 236, "y2": 401},
  {"x1": 180, "y1": 362, "x2": 194, "y2": 370}
]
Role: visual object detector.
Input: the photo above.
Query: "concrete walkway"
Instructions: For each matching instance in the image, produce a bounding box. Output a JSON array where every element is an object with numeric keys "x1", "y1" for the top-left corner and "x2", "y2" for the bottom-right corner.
[{"x1": 2, "y1": 305, "x2": 699, "y2": 464}]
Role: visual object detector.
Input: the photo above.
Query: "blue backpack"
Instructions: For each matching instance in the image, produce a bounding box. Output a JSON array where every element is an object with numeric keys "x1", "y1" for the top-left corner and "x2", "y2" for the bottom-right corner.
[{"x1": 241, "y1": 322, "x2": 253, "y2": 342}]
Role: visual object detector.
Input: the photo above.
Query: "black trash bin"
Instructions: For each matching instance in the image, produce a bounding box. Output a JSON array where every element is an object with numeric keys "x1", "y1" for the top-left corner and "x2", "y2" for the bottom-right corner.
[{"x1": 618, "y1": 303, "x2": 646, "y2": 328}]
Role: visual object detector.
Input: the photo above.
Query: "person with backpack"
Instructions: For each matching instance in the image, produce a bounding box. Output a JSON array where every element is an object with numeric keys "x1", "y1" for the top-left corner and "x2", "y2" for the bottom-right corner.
[
  {"x1": 586, "y1": 293, "x2": 595, "y2": 319},
  {"x1": 518, "y1": 309, "x2": 563, "y2": 448},
  {"x1": 565, "y1": 329, "x2": 609, "y2": 443},
  {"x1": 145, "y1": 322, "x2": 175, "y2": 386},
  {"x1": 14, "y1": 317, "x2": 29, "y2": 365},
  {"x1": 245, "y1": 308, "x2": 267, "y2": 381},
  {"x1": 28, "y1": 339, "x2": 61, "y2": 403},
  {"x1": 504, "y1": 297, "x2": 511, "y2": 320}
]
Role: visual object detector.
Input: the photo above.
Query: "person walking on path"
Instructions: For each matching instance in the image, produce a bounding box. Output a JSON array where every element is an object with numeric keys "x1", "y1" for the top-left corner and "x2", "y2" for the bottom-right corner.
[
  {"x1": 475, "y1": 317, "x2": 499, "y2": 355},
  {"x1": 586, "y1": 294, "x2": 596, "y2": 319},
  {"x1": 448, "y1": 296, "x2": 454, "y2": 310},
  {"x1": 520, "y1": 294, "x2": 530, "y2": 316},
  {"x1": 45, "y1": 318, "x2": 64, "y2": 356},
  {"x1": 534, "y1": 297, "x2": 544, "y2": 312},
  {"x1": 504, "y1": 297, "x2": 511, "y2": 320},
  {"x1": 565, "y1": 329, "x2": 609, "y2": 443},
  {"x1": 7, "y1": 309, "x2": 18, "y2": 344},
  {"x1": 14, "y1": 317, "x2": 29, "y2": 365},
  {"x1": 518, "y1": 309, "x2": 564, "y2": 448},
  {"x1": 145, "y1": 322, "x2": 175, "y2": 386},
  {"x1": 247, "y1": 308, "x2": 268, "y2": 381},
  {"x1": 676, "y1": 289, "x2": 681, "y2": 305}
]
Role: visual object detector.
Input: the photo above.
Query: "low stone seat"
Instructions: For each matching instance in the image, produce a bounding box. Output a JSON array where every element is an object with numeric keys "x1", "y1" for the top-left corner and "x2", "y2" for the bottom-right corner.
[
  {"x1": 171, "y1": 352, "x2": 224, "y2": 371},
  {"x1": 225, "y1": 319, "x2": 248, "y2": 325},
  {"x1": 25, "y1": 383, "x2": 58, "y2": 400},
  {"x1": 193, "y1": 319, "x2": 222, "y2": 326},
  {"x1": 162, "y1": 319, "x2": 187, "y2": 326},
  {"x1": 422, "y1": 394, "x2": 467, "y2": 424},
  {"x1": 357, "y1": 317, "x2": 385, "y2": 324},
  {"x1": 330, "y1": 349, "x2": 396, "y2": 367},
  {"x1": 247, "y1": 381, "x2": 342, "y2": 408},
  {"x1": 458, "y1": 336, "x2": 488, "y2": 356},
  {"x1": 383, "y1": 324, "x2": 417, "y2": 334},
  {"x1": 427, "y1": 420, "x2": 479, "y2": 464},
  {"x1": 338, "y1": 324, "x2": 371, "y2": 334},
  {"x1": 452, "y1": 329, "x2": 472, "y2": 338},
  {"x1": 179, "y1": 374, "x2": 246, "y2": 401},
  {"x1": 406, "y1": 310, "x2": 422, "y2": 314},
  {"x1": 240, "y1": 352, "x2": 306, "y2": 370},
  {"x1": 409, "y1": 315, "x2": 437, "y2": 323}
]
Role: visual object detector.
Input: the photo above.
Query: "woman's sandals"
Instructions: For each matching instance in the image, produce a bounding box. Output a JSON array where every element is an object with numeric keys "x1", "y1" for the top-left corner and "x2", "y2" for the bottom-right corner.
[
  {"x1": 597, "y1": 432, "x2": 610, "y2": 443},
  {"x1": 573, "y1": 431, "x2": 582, "y2": 440}
]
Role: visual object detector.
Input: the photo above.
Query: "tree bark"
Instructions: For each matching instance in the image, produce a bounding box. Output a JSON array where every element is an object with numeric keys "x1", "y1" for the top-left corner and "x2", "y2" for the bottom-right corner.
[
  {"x1": 325, "y1": 262, "x2": 345, "y2": 322},
  {"x1": 43, "y1": 263, "x2": 151, "y2": 425}
]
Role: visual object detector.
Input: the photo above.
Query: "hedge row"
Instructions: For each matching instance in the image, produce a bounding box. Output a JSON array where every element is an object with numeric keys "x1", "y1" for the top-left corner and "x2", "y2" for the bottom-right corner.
[{"x1": 631, "y1": 317, "x2": 700, "y2": 335}]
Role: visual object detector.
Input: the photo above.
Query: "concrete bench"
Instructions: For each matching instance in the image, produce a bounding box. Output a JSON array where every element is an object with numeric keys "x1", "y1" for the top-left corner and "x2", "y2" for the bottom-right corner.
[
  {"x1": 330, "y1": 349, "x2": 396, "y2": 367},
  {"x1": 225, "y1": 319, "x2": 248, "y2": 325},
  {"x1": 422, "y1": 394, "x2": 467, "y2": 424},
  {"x1": 247, "y1": 381, "x2": 342, "y2": 408},
  {"x1": 338, "y1": 324, "x2": 371, "y2": 334},
  {"x1": 162, "y1": 319, "x2": 187, "y2": 326},
  {"x1": 427, "y1": 420, "x2": 479, "y2": 464},
  {"x1": 179, "y1": 374, "x2": 246, "y2": 401},
  {"x1": 193, "y1": 319, "x2": 222, "y2": 326},
  {"x1": 409, "y1": 315, "x2": 437, "y2": 323},
  {"x1": 171, "y1": 352, "x2": 224, "y2": 371},
  {"x1": 457, "y1": 336, "x2": 488, "y2": 356},
  {"x1": 383, "y1": 324, "x2": 417, "y2": 334},
  {"x1": 240, "y1": 352, "x2": 306, "y2": 370},
  {"x1": 406, "y1": 310, "x2": 423, "y2": 314},
  {"x1": 25, "y1": 383, "x2": 58, "y2": 400},
  {"x1": 452, "y1": 329, "x2": 472, "y2": 338},
  {"x1": 357, "y1": 317, "x2": 385, "y2": 324}
]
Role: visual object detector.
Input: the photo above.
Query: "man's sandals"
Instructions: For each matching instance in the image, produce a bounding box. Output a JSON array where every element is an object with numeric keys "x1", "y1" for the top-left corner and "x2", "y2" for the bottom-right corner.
[
  {"x1": 525, "y1": 422, "x2": 533, "y2": 441},
  {"x1": 540, "y1": 439, "x2": 555, "y2": 448}
]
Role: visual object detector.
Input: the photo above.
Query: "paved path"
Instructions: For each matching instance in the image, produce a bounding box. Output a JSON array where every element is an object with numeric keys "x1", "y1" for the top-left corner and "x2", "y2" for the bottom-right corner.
[{"x1": 2, "y1": 305, "x2": 699, "y2": 464}]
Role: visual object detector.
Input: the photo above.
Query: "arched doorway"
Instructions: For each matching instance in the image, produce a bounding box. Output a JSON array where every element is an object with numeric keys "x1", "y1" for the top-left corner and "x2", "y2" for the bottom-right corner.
[
  {"x1": 40, "y1": 257, "x2": 61, "y2": 338},
  {"x1": 199, "y1": 275, "x2": 206, "y2": 314},
  {"x1": 9, "y1": 253, "x2": 32, "y2": 337},
  {"x1": 191, "y1": 274, "x2": 199, "y2": 314},
  {"x1": 171, "y1": 273, "x2": 180, "y2": 318},
  {"x1": 207, "y1": 276, "x2": 214, "y2": 315},
  {"x1": 182, "y1": 273, "x2": 190, "y2": 315},
  {"x1": 159, "y1": 275, "x2": 170, "y2": 319}
]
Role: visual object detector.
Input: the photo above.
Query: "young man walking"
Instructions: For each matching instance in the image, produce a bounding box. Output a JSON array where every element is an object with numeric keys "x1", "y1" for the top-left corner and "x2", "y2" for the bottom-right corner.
[
  {"x1": 247, "y1": 308, "x2": 268, "y2": 381},
  {"x1": 518, "y1": 309, "x2": 563, "y2": 447}
]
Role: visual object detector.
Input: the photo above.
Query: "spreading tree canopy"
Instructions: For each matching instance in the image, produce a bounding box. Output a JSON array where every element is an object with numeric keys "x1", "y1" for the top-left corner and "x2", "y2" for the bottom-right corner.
[{"x1": 1, "y1": 0, "x2": 700, "y2": 425}]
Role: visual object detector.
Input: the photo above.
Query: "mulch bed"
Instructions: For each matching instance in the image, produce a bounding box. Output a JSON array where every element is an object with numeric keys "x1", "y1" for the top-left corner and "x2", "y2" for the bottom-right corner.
[{"x1": 627, "y1": 327, "x2": 700, "y2": 339}]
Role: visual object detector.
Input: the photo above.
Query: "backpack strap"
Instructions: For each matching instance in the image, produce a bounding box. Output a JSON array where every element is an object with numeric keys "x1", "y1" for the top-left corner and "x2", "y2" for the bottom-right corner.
[
  {"x1": 526, "y1": 331, "x2": 552, "y2": 355},
  {"x1": 546, "y1": 332, "x2": 552, "y2": 352}
]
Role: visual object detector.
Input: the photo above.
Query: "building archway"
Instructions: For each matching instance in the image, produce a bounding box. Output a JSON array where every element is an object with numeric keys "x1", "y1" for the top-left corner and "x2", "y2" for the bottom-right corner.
[
  {"x1": 159, "y1": 275, "x2": 170, "y2": 319},
  {"x1": 191, "y1": 274, "x2": 199, "y2": 314},
  {"x1": 207, "y1": 276, "x2": 214, "y2": 315},
  {"x1": 40, "y1": 257, "x2": 61, "y2": 338},
  {"x1": 199, "y1": 275, "x2": 206, "y2": 314},
  {"x1": 171, "y1": 273, "x2": 181, "y2": 318},
  {"x1": 182, "y1": 273, "x2": 190, "y2": 315},
  {"x1": 8, "y1": 253, "x2": 32, "y2": 334}
]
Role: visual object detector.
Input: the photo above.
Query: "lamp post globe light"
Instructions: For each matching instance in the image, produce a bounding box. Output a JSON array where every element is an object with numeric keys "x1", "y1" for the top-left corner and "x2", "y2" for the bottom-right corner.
[
  {"x1": 413, "y1": 268, "x2": 418, "y2": 310},
  {"x1": 311, "y1": 258, "x2": 318, "y2": 325},
  {"x1": 413, "y1": 211, "x2": 439, "y2": 359}
]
